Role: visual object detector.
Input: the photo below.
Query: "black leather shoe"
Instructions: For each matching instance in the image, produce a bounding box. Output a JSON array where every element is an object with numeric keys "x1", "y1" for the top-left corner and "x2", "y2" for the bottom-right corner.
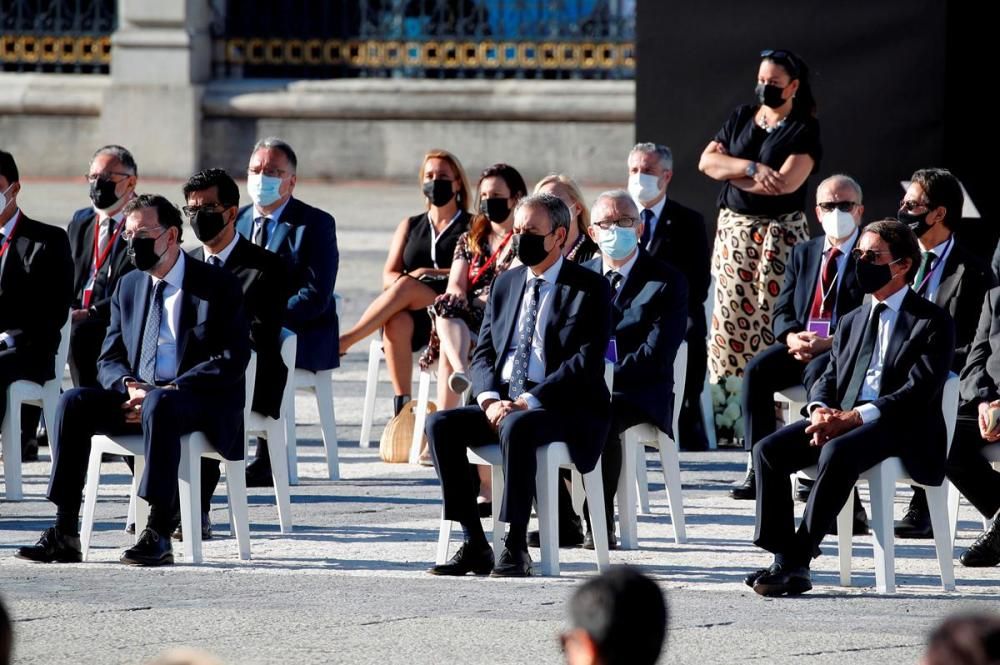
[
  {"x1": 744, "y1": 563, "x2": 779, "y2": 588},
  {"x1": 245, "y1": 460, "x2": 274, "y2": 488},
  {"x1": 527, "y1": 524, "x2": 585, "y2": 549},
  {"x1": 172, "y1": 513, "x2": 213, "y2": 542},
  {"x1": 753, "y1": 564, "x2": 812, "y2": 597},
  {"x1": 20, "y1": 438, "x2": 39, "y2": 462},
  {"x1": 125, "y1": 522, "x2": 136, "y2": 535},
  {"x1": 477, "y1": 501, "x2": 493, "y2": 518},
  {"x1": 895, "y1": 506, "x2": 933, "y2": 539},
  {"x1": 583, "y1": 529, "x2": 618, "y2": 551},
  {"x1": 491, "y1": 543, "x2": 532, "y2": 577},
  {"x1": 828, "y1": 511, "x2": 870, "y2": 536},
  {"x1": 121, "y1": 529, "x2": 174, "y2": 566},
  {"x1": 959, "y1": 521, "x2": 1000, "y2": 567},
  {"x1": 731, "y1": 469, "x2": 756, "y2": 500},
  {"x1": 16, "y1": 527, "x2": 82, "y2": 563},
  {"x1": 428, "y1": 541, "x2": 494, "y2": 576}
]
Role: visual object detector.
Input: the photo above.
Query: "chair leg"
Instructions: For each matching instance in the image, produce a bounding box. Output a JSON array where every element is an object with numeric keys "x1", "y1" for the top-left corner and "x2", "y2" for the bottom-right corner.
[
  {"x1": 836, "y1": 495, "x2": 854, "y2": 587},
  {"x1": 700, "y1": 375, "x2": 717, "y2": 450},
  {"x1": 177, "y1": 446, "x2": 203, "y2": 563},
  {"x1": 925, "y1": 483, "x2": 956, "y2": 591},
  {"x1": 81, "y1": 448, "x2": 104, "y2": 561},
  {"x1": 617, "y1": 433, "x2": 638, "y2": 550},
  {"x1": 359, "y1": 340, "x2": 381, "y2": 448},
  {"x1": 658, "y1": 432, "x2": 687, "y2": 544},
  {"x1": 409, "y1": 372, "x2": 432, "y2": 465},
  {"x1": 132, "y1": 456, "x2": 148, "y2": 543},
  {"x1": 535, "y1": 451, "x2": 560, "y2": 576},
  {"x1": 42, "y1": 390, "x2": 59, "y2": 460},
  {"x1": 490, "y1": 463, "x2": 505, "y2": 555},
  {"x1": 225, "y1": 460, "x2": 252, "y2": 560},
  {"x1": 947, "y1": 481, "x2": 962, "y2": 550},
  {"x1": 570, "y1": 471, "x2": 585, "y2": 517},
  {"x1": 436, "y1": 509, "x2": 452, "y2": 565},
  {"x1": 582, "y1": 463, "x2": 611, "y2": 572},
  {"x1": 635, "y1": 443, "x2": 651, "y2": 515},
  {"x1": 1, "y1": 399, "x2": 24, "y2": 501},
  {"x1": 285, "y1": 390, "x2": 298, "y2": 486},
  {"x1": 313, "y1": 378, "x2": 340, "y2": 480},
  {"x1": 868, "y1": 466, "x2": 896, "y2": 594},
  {"x1": 265, "y1": 420, "x2": 294, "y2": 534}
]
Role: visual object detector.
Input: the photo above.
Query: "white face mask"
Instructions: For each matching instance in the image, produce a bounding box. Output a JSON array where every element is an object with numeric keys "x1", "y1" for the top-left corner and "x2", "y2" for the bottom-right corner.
[
  {"x1": 628, "y1": 173, "x2": 662, "y2": 205},
  {"x1": 247, "y1": 173, "x2": 283, "y2": 207},
  {"x1": 820, "y1": 209, "x2": 856, "y2": 240},
  {"x1": 0, "y1": 183, "x2": 14, "y2": 215}
]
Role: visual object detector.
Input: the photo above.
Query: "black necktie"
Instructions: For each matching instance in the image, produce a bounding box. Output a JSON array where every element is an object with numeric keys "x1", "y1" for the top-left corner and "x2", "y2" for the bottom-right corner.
[
  {"x1": 208, "y1": 255, "x2": 223, "y2": 268},
  {"x1": 640, "y1": 209, "x2": 654, "y2": 247},
  {"x1": 509, "y1": 278, "x2": 542, "y2": 398},
  {"x1": 254, "y1": 217, "x2": 269, "y2": 247},
  {"x1": 138, "y1": 280, "x2": 167, "y2": 384},
  {"x1": 841, "y1": 302, "x2": 887, "y2": 409},
  {"x1": 606, "y1": 270, "x2": 623, "y2": 295}
]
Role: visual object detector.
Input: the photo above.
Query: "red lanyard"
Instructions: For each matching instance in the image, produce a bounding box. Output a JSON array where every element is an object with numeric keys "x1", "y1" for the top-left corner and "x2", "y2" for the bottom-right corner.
[
  {"x1": 0, "y1": 215, "x2": 22, "y2": 259},
  {"x1": 468, "y1": 231, "x2": 513, "y2": 286},
  {"x1": 92, "y1": 217, "x2": 125, "y2": 274}
]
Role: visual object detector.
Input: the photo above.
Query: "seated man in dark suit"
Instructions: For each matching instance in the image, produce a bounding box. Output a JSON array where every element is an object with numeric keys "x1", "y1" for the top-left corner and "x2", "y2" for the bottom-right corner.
[
  {"x1": 183, "y1": 168, "x2": 289, "y2": 540},
  {"x1": 734, "y1": 175, "x2": 865, "y2": 506},
  {"x1": 946, "y1": 285, "x2": 1000, "y2": 567},
  {"x1": 17, "y1": 194, "x2": 249, "y2": 567},
  {"x1": 529, "y1": 190, "x2": 688, "y2": 549},
  {"x1": 235, "y1": 137, "x2": 339, "y2": 486},
  {"x1": 628, "y1": 142, "x2": 711, "y2": 450},
  {"x1": 0, "y1": 150, "x2": 74, "y2": 459},
  {"x1": 425, "y1": 193, "x2": 612, "y2": 577},
  {"x1": 745, "y1": 220, "x2": 954, "y2": 596},
  {"x1": 895, "y1": 167, "x2": 995, "y2": 538}
]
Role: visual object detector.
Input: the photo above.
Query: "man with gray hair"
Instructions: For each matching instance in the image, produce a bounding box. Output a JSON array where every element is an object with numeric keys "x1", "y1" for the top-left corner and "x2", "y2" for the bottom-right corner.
[
  {"x1": 627, "y1": 142, "x2": 711, "y2": 450},
  {"x1": 235, "y1": 137, "x2": 339, "y2": 487},
  {"x1": 425, "y1": 193, "x2": 612, "y2": 577}
]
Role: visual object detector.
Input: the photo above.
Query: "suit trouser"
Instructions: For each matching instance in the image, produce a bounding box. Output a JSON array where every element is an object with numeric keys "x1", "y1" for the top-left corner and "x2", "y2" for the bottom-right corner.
[
  {"x1": 753, "y1": 419, "x2": 898, "y2": 562},
  {"x1": 427, "y1": 404, "x2": 568, "y2": 528},
  {"x1": 946, "y1": 414, "x2": 1000, "y2": 519},
  {"x1": 742, "y1": 344, "x2": 831, "y2": 451},
  {"x1": 48, "y1": 386, "x2": 219, "y2": 520}
]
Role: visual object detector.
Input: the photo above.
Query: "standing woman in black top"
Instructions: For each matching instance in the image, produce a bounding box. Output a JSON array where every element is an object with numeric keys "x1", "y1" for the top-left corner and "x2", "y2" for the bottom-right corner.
[
  {"x1": 698, "y1": 49, "x2": 821, "y2": 382},
  {"x1": 339, "y1": 149, "x2": 471, "y2": 414}
]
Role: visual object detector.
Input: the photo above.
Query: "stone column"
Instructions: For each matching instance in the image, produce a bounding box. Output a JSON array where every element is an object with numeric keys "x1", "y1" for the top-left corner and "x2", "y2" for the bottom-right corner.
[{"x1": 97, "y1": 0, "x2": 213, "y2": 178}]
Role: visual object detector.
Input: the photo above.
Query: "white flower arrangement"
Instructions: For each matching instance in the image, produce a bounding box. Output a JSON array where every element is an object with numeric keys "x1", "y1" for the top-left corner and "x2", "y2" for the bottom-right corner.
[{"x1": 712, "y1": 375, "x2": 745, "y2": 443}]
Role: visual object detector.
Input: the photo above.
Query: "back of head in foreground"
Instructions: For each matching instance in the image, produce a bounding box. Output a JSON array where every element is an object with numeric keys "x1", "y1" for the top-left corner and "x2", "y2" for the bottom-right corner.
[{"x1": 921, "y1": 613, "x2": 1000, "y2": 665}]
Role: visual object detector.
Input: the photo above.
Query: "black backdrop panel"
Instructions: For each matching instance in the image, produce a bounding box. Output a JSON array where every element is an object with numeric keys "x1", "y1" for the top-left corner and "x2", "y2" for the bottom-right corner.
[{"x1": 635, "y1": 1, "x2": 992, "y2": 255}]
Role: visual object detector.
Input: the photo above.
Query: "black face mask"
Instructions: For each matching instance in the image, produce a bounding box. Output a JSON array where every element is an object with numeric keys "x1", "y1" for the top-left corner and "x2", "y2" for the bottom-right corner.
[
  {"x1": 754, "y1": 83, "x2": 787, "y2": 109},
  {"x1": 190, "y1": 210, "x2": 228, "y2": 243},
  {"x1": 480, "y1": 197, "x2": 510, "y2": 223},
  {"x1": 127, "y1": 232, "x2": 165, "y2": 272},
  {"x1": 898, "y1": 209, "x2": 933, "y2": 238},
  {"x1": 854, "y1": 258, "x2": 898, "y2": 294},
  {"x1": 89, "y1": 177, "x2": 120, "y2": 210},
  {"x1": 422, "y1": 179, "x2": 455, "y2": 207},
  {"x1": 514, "y1": 231, "x2": 552, "y2": 267}
]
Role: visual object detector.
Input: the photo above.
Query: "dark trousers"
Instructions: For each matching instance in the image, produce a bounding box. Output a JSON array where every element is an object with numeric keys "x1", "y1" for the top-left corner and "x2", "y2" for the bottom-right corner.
[
  {"x1": 68, "y1": 316, "x2": 109, "y2": 388},
  {"x1": 743, "y1": 344, "x2": 830, "y2": 451},
  {"x1": 946, "y1": 414, "x2": 1000, "y2": 519},
  {"x1": 753, "y1": 419, "x2": 899, "y2": 562},
  {"x1": 427, "y1": 404, "x2": 569, "y2": 528},
  {"x1": 48, "y1": 386, "x2": 218, "y2": 521}
]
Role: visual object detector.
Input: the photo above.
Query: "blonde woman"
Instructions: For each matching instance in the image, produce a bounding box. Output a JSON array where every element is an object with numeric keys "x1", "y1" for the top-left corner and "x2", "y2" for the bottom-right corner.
[{"x1": 534, "y1": 174, "x2": 598, "y2": 263}]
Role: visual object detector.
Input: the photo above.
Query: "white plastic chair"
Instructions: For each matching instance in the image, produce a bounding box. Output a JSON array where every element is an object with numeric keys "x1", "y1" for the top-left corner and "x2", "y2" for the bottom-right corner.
[
  {"x1": 80, "y1": 354, "x2": 257, "y2": 564},
  {"x1": 699, "y1": 274, "x2": 718, "y2": 450},
  {"x1": 409, "y1": 369, "x2": 471, "y2": 464},
  {"x1": 2, "y1": 313, "x2": 71, "y2": 500},
  {"x1": 358, "y1": 339, "x2": 383, "y2": 449},
  {"x1": 948, "y1": 443, "x2": 1000, "y2": 543},
  {"x1": 800, "y1": 373, "x2": 959, "y2": 594},
  {"x1": 436, "y1": 444, "x2": 506, "y2": 564},
  {"x1": 619, "y1": 342, "x2": 688, "y2": 549},
  {"x1": 247, "y1": 329, "x2": 295, "y2": 531}
]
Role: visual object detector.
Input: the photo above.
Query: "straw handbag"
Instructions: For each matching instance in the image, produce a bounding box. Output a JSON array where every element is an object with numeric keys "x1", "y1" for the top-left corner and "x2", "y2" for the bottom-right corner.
[{"x1": 379, "y1": 399, "x2": 436, "y2": 463}]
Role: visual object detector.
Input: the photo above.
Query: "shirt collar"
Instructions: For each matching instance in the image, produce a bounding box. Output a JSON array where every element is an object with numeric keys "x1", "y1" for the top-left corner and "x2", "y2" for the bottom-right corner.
[
  {"x1": 1, "y1": 209, "x2": 20, "y2": 238},
  {"x1": 530, "y1": 255, "x2": 564, "y2": 284},
  {"x1": 872, "y1": 283, "x2": 908, "y2": 312},
  {"x1": 921, "y1": 235, "x2": 952, "y2": 257},
  {"x1": 824, "y1": 226, "x2": 859, "y2": 254},
  {"x1": 602, "y1": 248, "x2": 639, "y2": 282},
  {"x1": 205, "y1": 232, "x2": 240, "y2": 265},
  {"x1": 641, "y1": 195, "x2": 667, "y2": 220},
  {"x1": 255, "y1": 197, "x2": 291, "y2": 222},
  {"x1": 152, "y1": 250, "x2": 186, "y2": 291}
]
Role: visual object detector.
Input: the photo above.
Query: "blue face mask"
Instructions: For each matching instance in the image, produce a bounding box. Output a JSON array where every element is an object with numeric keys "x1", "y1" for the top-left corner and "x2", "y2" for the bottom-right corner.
[
  {"x1": 248, "y1": 173, "x2": 283, "y2": 207},
  {"x1": 597, "y1": 225, "x2": 638, "y2": 260}
]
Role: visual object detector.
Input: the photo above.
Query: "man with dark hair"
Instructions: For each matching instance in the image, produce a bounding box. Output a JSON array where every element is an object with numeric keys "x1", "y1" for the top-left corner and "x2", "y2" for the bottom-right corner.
[
  {"x1": 745, "y1": 220, "x2": 954, "y2": 596},
  {"x1": 0, "y1": 149, "x2": 74, "y2": 472},
  {"x1": 562, "y1": 567, "x2": 667, "y2": 665},
  {"x1": 235, "y1": 137, "x2": 339, "y2": 486},
  {"x1": 895, "y1": 167, "x2": 994, "y2": 539},
  {"x1": 426, "y1": 193, "x2": 612, "y2": 577},
  {"x1": 182, "y1": 168, "x2": 288, "y2": 539},
  {"x1": 17, "y1": 193, "x2": 249, "y2": 566}
]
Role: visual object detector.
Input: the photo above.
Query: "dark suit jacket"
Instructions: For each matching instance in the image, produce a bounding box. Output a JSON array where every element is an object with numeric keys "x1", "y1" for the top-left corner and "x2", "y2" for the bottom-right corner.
[
  {"x1": 646, "y1": 198, "x2": 710, "y2": 337},
  {"x1": 236, "y1": 197, "x2": 339, "y2": 371},
  {"x1": 66, "y1": 207, "x2": 134, "y2": 321},
  {"x1": 929, "y1": 241, "x2": 994, "y2": 372},
  {"x1": 773, "y1": 234, "x2": 864, "y2": 343},
  {"x1": 470, "y1": 259, "x2": 612, "y2": 473},
  {"x1": 584, "y1": 250, "x2": 687, "y2": 436},
  {"x1": 809, "y1": 288, "x2": 955, "y2": 485},
  {"x1": 97, "y1": 255, "x2": 250, "y2": 459},
  {"x1": 190, "y1": 236, "x2": 289, "y2": 419},
  {"x1": 0, "y1": 212, "x2": 74, "y2": 382},
  {"x1": 959, "y1": 286, "x2": 1000, "y2": 406}
]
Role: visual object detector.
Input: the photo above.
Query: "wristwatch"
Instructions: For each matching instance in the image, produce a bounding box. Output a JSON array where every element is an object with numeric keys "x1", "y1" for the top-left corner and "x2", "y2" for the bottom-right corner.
[{"x1": 745, "y1": 162, "x2": 758, "y2": 178}]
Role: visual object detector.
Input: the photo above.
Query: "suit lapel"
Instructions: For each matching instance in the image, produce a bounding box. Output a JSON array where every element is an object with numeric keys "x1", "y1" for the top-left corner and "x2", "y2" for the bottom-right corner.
[
  {"x1": 647, "y1": 203, "x2": 670, "y2": 256},
  {"x1": 176, "y1": 264, "x2": 201, "y2": 364},
  {"x1": 129, "y1": 274, "x2": 151, "y2": 371},
  {"x1": 544, "y1": 264, "x2": 573, "y2": 362},
  {"x1": 801, "y1": 240, "x2": 823, "y2": 317},
  {"x1": 497, "y1": 267, "x2": 528, "y2": 363},
  {"x1": 235, "y1": 209, "x2": 253, "y2": 241},
  {"x1": 934, "y1": 250, "x2": 963, "y2": 312},
  {"x1": 615, "y1": 253, "x2": 645, "y2": 313},
  {"x1": 882, "y1": 291, "x2": 917, "y2": 375}
]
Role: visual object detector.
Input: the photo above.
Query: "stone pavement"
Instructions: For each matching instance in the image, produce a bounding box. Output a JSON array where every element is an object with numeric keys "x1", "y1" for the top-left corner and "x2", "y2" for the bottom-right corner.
[{"x1": 1, "y1": 178, "x2": 999, "y2": 665}]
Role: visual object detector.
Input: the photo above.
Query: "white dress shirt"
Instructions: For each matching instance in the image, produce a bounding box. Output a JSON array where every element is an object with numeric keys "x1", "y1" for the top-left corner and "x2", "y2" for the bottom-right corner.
[
  {"x1": 151, "y1": 251, "x2": 186, "y2": 382},
  {"x1": 822, "y1": 226, "x2": 859, "y2": 293},
  {"x1": 253, "y1": 198, "x2": 291, "y2": 247},
  {"x1": 204, "y1": 232, "x2": 240, "y2": 267},
  {"x1": 917, "y1": 235, "x2": 954, "y2": 303},
  {"x1": 601, "y1": 247, "x2": 639, "y2": 285},
  {"x1": 477, "y1": 256, "x2": 564, "y2": 409},
  {"x1": 0, "y1": 209, "x2": 22, "y2": 349},
  {"x1": 638, "y1": 196, "x2": 667, "y2": 249}
]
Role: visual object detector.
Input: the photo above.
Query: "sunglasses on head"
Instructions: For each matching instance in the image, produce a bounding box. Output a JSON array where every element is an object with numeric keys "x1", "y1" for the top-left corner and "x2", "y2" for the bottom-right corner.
[
  {"x1": 760, "y1": 49, "x2": 800, "y2": 77},
  {"x1": 817, "y1": 201, "x2": 858, "y2": 213}
]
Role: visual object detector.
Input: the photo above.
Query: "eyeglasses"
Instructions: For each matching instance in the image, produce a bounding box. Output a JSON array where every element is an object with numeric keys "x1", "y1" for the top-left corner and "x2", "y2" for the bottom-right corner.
[
  {"x1": 122, "y1": 228, "x2": 166, "y2": 243},
  {"x1": 247, "y1": 167, "x2": 288, "y2": 179},
  {"x1": 84, "y1": 171, "x2": 132, "y2": 183},
  {"x1": 593, "y1": 216, "x2": 637, "y2": 230},
  {"x1": 759, "y1": 49, "x2": 800, "y2": 76},
  {"x1": 182, "y1": 204, "x2": 226, "y2": 217},
  {"x1": 817, "y1": 201, "x2": 858, "y2": 213},
  {"x1": 851, "y1": 248, "x2": 893, "y2": 263},
  {"x1": 899, "y1": 199, "x2": 933, "y2": 212}
]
